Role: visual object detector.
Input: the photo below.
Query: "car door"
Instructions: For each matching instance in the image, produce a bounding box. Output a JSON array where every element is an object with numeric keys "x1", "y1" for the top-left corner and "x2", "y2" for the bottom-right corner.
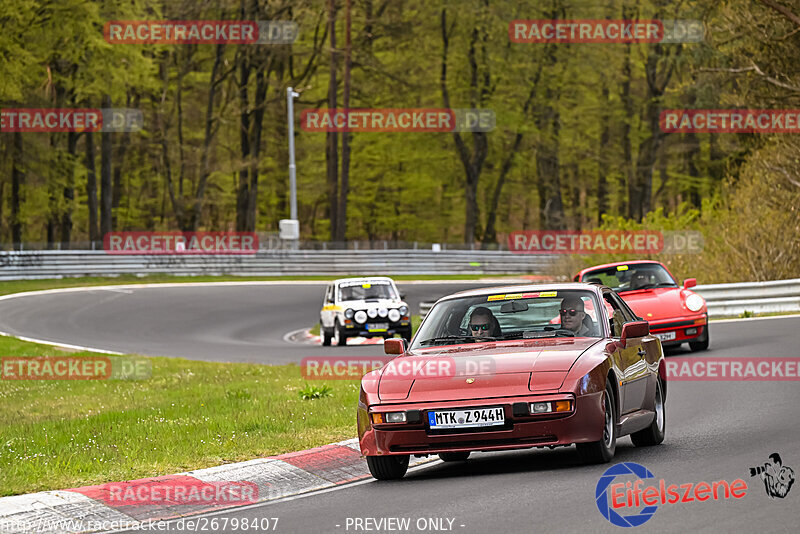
[
  {"x1": 321, "y1": 284, "x2": 335, "y2": 328},
  {"x1": 603, "y1": 290, "x2": 648, "y2": 414}
]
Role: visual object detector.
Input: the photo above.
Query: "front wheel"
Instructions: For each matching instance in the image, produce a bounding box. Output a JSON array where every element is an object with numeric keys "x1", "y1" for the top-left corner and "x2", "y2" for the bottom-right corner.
[
  {"x1": 576, "y1": 380, "x2": 616, "y2": 464},
  {"x1": 321, "y1": 324, "x2": 332, "y2": 346},
  {"x1": 366, "y1": 455, "x2": 410, "y2": 480},
  {"x1": 689, "y1": 325, "x2": 709, "y2": 351},
  {"x1": 332, "y1": 320, "x2": 347, "y2": 346},
  {"x1": 631, "y1": 379, "x2": 666, "y2": 447},
  {"x1": 439, "y1": 451, "x2": 470, "y2": 462}
]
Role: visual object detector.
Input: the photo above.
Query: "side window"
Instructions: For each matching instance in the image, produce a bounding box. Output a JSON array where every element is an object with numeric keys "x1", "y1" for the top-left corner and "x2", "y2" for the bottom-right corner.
[
  {"x1": 603, "y1": 291, "x2": 633, "y2": 337},
  {"x1": 325, "y1": 285, "x2": 334, "y2": 303}
]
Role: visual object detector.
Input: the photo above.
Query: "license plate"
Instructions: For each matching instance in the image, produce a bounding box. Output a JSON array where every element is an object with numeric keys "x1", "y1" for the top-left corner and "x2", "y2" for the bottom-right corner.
[
  {"x1": 428, "y1": 407, "x2": 505, "y2": 429},
  {"x1": 654, "y1": 331, "x2": 676, "y2": 341},
  {"x1": 367, "y1": 323, "x2": 389, "y2": 332}
]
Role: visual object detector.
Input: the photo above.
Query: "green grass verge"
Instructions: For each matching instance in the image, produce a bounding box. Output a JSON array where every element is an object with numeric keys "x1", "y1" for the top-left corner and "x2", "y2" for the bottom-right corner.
[
  {"x1": 709, "y1": 310, "x2": 800, "y2": 321},
  {"x1": 0, "y1": 335, "x2": 360, "y2": 497},
  {"x1": 0, "y1": 273, "x2": 529, "y2": 298}
]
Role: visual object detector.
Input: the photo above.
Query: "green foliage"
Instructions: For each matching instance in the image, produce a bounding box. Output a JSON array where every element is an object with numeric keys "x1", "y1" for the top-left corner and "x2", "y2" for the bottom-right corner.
[{"x1": 299, "y1": 384, "x2": 333, "y2": 400}]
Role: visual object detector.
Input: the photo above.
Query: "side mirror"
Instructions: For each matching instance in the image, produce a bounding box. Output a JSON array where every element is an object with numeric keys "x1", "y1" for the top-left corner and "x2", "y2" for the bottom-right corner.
[
  {"x1": 683, "y1": 278, "x2": 697, "y2": 289},
  {"x1": 384, "y1": 338, "x2": 406, "y2": 355},
  {"x1": 621, "y1": 321, "x2": 649, "y2": 342},
  {"x1": 399, "y1": 292, "x2": 406, "y2": 300}
]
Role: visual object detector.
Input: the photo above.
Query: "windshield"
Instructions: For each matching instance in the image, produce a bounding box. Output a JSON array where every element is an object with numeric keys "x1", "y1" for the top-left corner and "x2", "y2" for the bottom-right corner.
[
  {"x1": 411, "y1": 290, "x2": 603, "y2": 348},
  {"x1": 582, "y1": 264, "x2": 677, "y2": 292},
  {"x1": 337, "y1": 281, "x2": 397, "y2": 301}
]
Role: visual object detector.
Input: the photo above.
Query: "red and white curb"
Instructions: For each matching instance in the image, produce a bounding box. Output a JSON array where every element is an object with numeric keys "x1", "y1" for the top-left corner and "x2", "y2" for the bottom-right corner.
[
  {"x1": 283, "y1": 328, "x2": 385, "y2": 346},
  {"x1": 0, "y1": 439, "x2": 436, "y2": 533}
]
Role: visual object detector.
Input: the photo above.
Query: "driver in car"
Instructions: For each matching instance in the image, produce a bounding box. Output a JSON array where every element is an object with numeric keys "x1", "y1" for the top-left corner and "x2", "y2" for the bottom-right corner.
[
  {"x1": 468, "y1": 307, "x2": 499, "y2": 339},
  {"x1": 560, "y1": 295, "x2": 592, "y2": 336},
  {"x1": 629, "y1": 270, "x2": 650, "y2": 290}
]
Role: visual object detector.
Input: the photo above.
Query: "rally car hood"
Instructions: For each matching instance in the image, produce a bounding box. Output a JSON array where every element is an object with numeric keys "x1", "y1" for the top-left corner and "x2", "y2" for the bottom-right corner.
[
  {"x1": 617, "y1": 287, "x2": 689, "y2": 321},
  {"x1": 377, "y1": 338, "x2": 600, "y2": 402}
]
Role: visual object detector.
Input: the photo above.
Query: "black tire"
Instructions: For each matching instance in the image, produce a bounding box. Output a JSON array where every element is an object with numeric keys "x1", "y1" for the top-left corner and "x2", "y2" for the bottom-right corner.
[
  {"x1": 689, "y1": 325, "x2": 709, "y2": 351},
  {"x1": 366, "y1": 455, "x2": 410, "y2": 480},
  {"x1": 321, "y1": 324, "x2": 332, "y2": 346},
  {"x1": 631, "y1": 379, "x2": 666, "y2": 447},
  {"x1": 439, "y1": 451, "x2": 470, "y2": 462},
  {"x1": 401, "y1": 328, "x2": 412, "y2": 343},
  {"x1": 332, "y1": 320, "x2": 347, "y2": 346},
  {"x1": 576, "y1": 380, "x2": 617, "y2": 464}
]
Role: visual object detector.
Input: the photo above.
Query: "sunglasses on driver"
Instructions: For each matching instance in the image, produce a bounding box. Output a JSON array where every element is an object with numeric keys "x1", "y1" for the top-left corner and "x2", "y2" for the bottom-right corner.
[
  {"x1": 560, "y1": 309, "x2": 581, "y2": 316},
  {"x1": 469, "y1": 323, "x2": 491, "y2": 331}
]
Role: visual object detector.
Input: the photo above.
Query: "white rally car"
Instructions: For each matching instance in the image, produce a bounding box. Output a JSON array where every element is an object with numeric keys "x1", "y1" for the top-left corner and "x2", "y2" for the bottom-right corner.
[{"x1": 320, "y1": 277, "x2": 412, "y2": 346}]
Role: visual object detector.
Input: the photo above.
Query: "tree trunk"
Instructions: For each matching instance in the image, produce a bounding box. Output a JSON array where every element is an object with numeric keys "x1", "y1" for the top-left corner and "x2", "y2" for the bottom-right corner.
[
  {"x1": 336, "y1": 0, "x2": 352, "y2": 242},
  {"x1": 85, "y1": 131, "x2": 99, "y2": 243},
  {"x1": 60, "y1": 131, "x2": 77, "y2": 247},
  {"x1": 597, "y1": 85, "x2": 609, "y2": 224},
  {"x1": 100, "y1": 94, "x2": 113, "y2": 237},
  {"x1": 326, "y1": 0, "x2": 339, "y2": 242},
  {"x1": 11, "y1": 132, "x2": 24, "y2": 249}
]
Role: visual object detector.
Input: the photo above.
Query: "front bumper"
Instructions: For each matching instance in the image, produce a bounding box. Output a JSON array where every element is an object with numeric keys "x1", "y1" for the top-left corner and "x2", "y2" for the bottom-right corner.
[
  {"x1": 358, "y1": 392, "x2": 604, "y2": 457},
  {"x1": 648, "y1": 314, "x2": 707, "y2": 345},
  {"x1": 344, "y1": 318, "x2": 411, "y2": 337}
]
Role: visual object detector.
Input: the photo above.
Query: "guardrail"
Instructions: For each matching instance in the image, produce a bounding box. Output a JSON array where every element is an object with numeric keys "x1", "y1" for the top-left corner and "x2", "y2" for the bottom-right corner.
[
  {"x1": 0, "y1": 250, "x2": 554, "y2": 280},
  {"x1": 418, "y1": 278, "x2": 800, "y2": 319}
]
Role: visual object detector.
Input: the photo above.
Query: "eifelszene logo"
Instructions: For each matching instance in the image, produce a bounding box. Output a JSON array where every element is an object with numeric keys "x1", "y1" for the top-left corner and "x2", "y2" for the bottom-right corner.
[
  {"x1": 595, "y1": 462, "x2": 748, "y2": 527},
  {"x1": 749, "y1": 453, "x2": 795, "y2": 499}
]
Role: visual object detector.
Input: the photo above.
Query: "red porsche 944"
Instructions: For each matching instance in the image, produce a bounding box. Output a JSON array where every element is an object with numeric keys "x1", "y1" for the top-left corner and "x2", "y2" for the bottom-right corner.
[
  {"x1": 357, "y1": 284, "x2": 667, "y2": 480},
  {"x1": 574, "y1": 260, "x2": 709, "y2": 351}
]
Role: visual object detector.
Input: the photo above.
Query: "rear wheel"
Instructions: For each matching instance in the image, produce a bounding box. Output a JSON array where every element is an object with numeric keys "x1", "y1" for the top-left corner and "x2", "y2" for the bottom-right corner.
[
  {"x1": 366, "y1": 455, "x2": 410, "y2": 480},
  {"x1": 689, "y1": 325, "x2": 709, "y2": 351},
  {"x1": 576, "y1": 380, "x2": 616, "y2": 464},
  {"x1": 631, "y1": 379, "x2": 666, "y2": 447},
  {"x1": 439, "y1": 451, "x2": 470, "y2": 462}
]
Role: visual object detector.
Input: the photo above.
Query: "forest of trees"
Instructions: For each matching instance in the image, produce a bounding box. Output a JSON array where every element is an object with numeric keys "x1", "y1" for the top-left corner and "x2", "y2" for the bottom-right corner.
[{"x1": 0, "y1": 0, "x2": 798, "y2": 277}]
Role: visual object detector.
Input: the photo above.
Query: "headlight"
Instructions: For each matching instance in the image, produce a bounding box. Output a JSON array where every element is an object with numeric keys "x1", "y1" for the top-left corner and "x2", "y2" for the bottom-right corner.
[
  {"x1": 354, "y1": 310, "x2": 368, "y2": 323},
  {"x1": 399, "y1": 305, "x2": 408, "y2": 316},
  {"x1": 344, "y1": 308, "x2": 355, "y2": 319},
  {"x1": 367, "y1": 308, "x2": 378, "y2": 319},
  {"x1": 388, "y1": 309, "x2": 401, "y2": 322},
  {"x1": 685, "y1": 293, "x2": 704, "y2": 312},
  {"x1": 378, "y1": 307, "x2": 388, "y2": 318},
  {"x1": 371, "y1": 411, "x2": 406, "y2": 424}
]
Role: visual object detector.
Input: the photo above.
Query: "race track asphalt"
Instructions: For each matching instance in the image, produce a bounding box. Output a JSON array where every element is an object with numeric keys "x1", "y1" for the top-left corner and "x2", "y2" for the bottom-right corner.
[
  {"x1": 0, "y1": 281, "x2": 502, "y2": 363},
  {"x1": 0, "y1": 283, "x2": 797, "y2": 533}
]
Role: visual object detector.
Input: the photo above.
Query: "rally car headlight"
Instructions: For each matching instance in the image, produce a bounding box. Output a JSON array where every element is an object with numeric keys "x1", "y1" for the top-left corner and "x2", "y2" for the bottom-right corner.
[
  {"x1": 354, "y1": 310, "x2": 368, "y2": 323},
  {"x1": 685, "y1": 293, "x2": 704, "y2": 312},
  {"x1": 399, "y1": 305, "x2": 408, "y2": 316},
  {"x1": 378, "y1": 307, "x2": 388, "y2": 318},
  {"x1": 344, "y1": 308, "x2": 355, "y2": 319},
  {"x1": 367, "y1": 308, "x2": 378, "y2": 319},
  {"x1": 388, "y1": 309, "x2": 401, "y2": 322}
]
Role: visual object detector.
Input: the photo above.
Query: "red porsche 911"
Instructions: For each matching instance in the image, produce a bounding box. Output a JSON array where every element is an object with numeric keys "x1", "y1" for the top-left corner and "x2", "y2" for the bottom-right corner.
[
  {"x1": 574, "y1": 260, "x2": 709, "y2": 351},
  {"x1": 357, "y1": 284, "x2": 667, "y2": 480}
]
